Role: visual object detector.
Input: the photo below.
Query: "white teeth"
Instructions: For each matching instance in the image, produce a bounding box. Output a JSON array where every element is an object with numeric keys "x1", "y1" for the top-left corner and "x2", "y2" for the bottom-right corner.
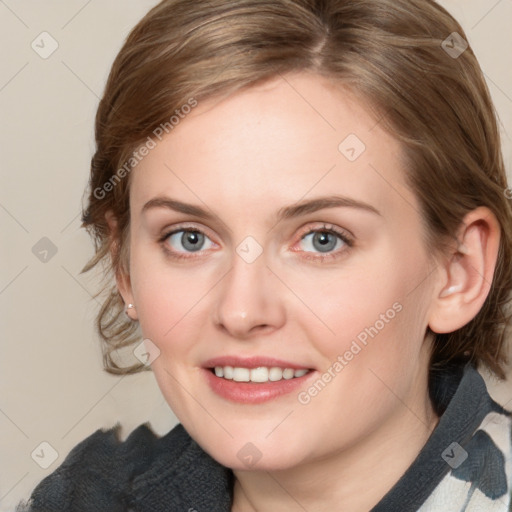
[
  {"x1": 213, "y1": 366, "x2": 310, "y2": 383},
  {"x1": 224, "y1": 366, "x2": 234, "y2": 379},
  {"x1": 250, "y1": 367, "x2": 269, "y2": 382},
  {"x1": 282, "y1": 368, "x2": 294, "y2": 379},
  {"x1": 232, "y1": 367, "x2": 250, "y2": 382},
  {"x1": 269, "y1": 367, "x2": 283, "y2": 381}
]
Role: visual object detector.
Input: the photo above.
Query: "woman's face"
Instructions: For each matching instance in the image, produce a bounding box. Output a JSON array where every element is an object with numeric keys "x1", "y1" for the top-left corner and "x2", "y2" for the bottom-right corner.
[{"x1": 124, "y1": 73, "x2": 440, "y2": 470}]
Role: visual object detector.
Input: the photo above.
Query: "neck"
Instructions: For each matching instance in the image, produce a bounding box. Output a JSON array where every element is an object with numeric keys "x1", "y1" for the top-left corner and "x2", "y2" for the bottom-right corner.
[{"x1": 231, "y1": 384, "x2": 439, "y2": 512}]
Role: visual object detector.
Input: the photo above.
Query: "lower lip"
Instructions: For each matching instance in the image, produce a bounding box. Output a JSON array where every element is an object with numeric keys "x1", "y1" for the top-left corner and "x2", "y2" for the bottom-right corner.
[{"x1": 203, "y1": 368, "x2": 315, "y2": 404}]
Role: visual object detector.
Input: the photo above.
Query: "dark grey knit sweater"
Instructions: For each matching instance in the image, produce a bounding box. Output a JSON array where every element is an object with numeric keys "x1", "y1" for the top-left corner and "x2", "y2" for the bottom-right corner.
[{"x1": 17, "y1": 364, "x2": 512, "y2": 511}]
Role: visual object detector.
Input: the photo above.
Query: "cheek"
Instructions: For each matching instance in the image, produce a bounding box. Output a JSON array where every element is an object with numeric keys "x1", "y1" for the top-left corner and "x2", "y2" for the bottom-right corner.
[
  {"x1": 293, "y1": 247, "x2": 431, "y2": 365},
  {"x1": 129, "y1": 246, "x2": 215, "y2": 350}
]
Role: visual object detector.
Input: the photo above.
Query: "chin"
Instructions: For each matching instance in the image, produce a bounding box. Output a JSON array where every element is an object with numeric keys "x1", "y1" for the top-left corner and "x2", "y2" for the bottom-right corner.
[{"x1": 193, "y1": 428, "x2": 311, "y2": 472}]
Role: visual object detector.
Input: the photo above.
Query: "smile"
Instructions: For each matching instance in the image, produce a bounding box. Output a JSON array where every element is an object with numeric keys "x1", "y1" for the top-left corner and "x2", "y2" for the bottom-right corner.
[{"x1": 212, "y1": 366, "x2": 310, "y2": 383}]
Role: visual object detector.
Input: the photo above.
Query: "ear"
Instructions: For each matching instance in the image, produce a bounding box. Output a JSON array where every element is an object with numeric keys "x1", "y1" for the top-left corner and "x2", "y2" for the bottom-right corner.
[
  {"x1": 105, "y1": 210, "x2": 138, "y2": 321},
  {"x1": 428, "y1": 207, "x2": 501, "y2": 333}
]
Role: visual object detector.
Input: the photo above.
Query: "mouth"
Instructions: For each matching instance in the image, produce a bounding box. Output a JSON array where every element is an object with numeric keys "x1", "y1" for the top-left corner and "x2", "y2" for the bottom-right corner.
[
  {"x1": 209, "y1": 366, "x2": 311, "y2": 383},
  {"x1": 202, "y1": 356, "x2": 316, "y2": 404}
]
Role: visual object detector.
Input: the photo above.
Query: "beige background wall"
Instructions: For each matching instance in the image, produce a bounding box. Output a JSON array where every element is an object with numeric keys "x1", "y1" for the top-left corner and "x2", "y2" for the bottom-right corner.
[{"x1": 1, "y1": 1, "x2": 511, "y2": 509}]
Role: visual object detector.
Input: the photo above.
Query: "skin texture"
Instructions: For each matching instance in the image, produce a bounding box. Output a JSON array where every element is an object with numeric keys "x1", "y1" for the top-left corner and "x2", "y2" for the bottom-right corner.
[{"x1": 111, "y1": 73, "x2": 500, "y2": 511}]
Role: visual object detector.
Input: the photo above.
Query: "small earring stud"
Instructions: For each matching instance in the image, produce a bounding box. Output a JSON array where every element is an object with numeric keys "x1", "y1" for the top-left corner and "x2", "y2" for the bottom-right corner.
[{"x1": 125, "y1": 303, "x2": 135, "y2": 317}]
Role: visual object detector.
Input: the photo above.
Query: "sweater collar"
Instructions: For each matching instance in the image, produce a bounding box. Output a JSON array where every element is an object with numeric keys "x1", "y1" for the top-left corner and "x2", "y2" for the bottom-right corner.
[{"x1": 371, "y1": 363, "x2": 506, "y2": 511}]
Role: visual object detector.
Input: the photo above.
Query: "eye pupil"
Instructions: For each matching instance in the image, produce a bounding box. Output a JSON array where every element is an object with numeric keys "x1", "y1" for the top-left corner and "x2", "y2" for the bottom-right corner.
[
  {"x1": 182, "y1": 231, "x2": 204, "y2": 252},
  {"x1": 313, "y1": 231, "x2": 337, "y2": 253}
]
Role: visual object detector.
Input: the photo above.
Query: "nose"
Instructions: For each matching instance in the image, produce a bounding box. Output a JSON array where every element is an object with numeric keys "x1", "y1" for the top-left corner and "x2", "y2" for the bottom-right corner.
[{"x1": 212, "y1": 250, "x2": 286, "y2": 339}]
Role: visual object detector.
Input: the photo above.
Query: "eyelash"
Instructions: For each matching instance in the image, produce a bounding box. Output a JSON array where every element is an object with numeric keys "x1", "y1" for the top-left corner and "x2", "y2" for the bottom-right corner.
[
  {"x1": 158, "y1": 223, "x2": 354, "y2": 262},
  {"x1": 295, "y1": 224, "x2": 354, "y2": 262}
]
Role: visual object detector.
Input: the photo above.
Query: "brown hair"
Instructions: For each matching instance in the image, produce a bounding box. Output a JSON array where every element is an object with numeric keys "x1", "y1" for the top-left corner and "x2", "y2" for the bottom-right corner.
[{"x1": 81, "y1": 0, "x2": 512, "y2": 378}]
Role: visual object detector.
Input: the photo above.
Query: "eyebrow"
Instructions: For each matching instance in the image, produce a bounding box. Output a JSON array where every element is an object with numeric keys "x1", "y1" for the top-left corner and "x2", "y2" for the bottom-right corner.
[{"x1": 141, "y1": 195, "x2": 381, "y2": 223}]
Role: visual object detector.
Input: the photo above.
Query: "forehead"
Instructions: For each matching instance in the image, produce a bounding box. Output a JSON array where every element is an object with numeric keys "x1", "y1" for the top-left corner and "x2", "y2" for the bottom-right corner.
[{"x1": 129, "y1": 73, "x2": 418, "y2": 222}]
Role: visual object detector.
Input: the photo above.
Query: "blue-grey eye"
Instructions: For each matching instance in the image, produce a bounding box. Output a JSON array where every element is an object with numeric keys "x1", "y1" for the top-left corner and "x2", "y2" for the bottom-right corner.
[
  {"x1": 300, "y1": 231, "x2": 345, "y2": 253},
  {"x1": 167, "y1": 230, "x2": 213, "y2": 253}
]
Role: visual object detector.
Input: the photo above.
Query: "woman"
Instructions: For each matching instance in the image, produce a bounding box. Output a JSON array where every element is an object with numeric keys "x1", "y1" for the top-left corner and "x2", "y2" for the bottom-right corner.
[{"x1": 18, "y1": 0, "x2": 512, "y2": 510}]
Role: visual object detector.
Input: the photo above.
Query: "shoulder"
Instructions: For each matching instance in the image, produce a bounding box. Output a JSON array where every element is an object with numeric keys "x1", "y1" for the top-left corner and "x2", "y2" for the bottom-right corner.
[
  {"x1": 420, "y1": 366, "x2": 512, "y2": 511},
  {"x1": 16, "y1": 422, "x2": 191, "y2": 512}
]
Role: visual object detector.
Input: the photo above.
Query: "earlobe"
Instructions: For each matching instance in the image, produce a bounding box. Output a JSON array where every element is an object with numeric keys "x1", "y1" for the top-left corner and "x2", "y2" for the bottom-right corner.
[
  {"x1": 124, "y1": 302, "x2": 138, "y2": 321},
  {"x1": 117, "y1": 274, "x2": 138, "y2": 321},
  {"x1": 105, "y1": 210, "x2": 138, "y2": 321},
  {"x1": 428, "y1": 207, "x2": 500, "y2": 334}
]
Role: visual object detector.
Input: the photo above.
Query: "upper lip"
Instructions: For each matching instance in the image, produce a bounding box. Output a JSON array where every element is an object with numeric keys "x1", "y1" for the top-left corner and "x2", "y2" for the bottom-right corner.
[{"x1": 203, "y1": 356, "x2": 313, "y2": 370}]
